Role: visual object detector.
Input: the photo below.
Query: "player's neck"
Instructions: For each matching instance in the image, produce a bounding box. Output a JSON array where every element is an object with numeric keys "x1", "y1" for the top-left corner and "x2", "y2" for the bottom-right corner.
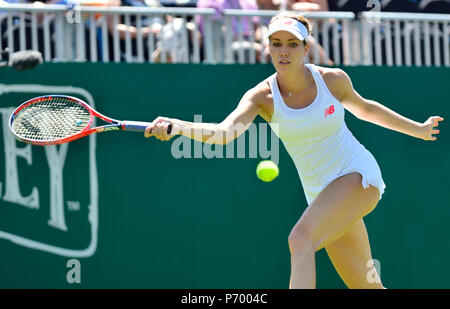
[{"x1": 276, "y1": 65, "x2": 310, "y2": 97}]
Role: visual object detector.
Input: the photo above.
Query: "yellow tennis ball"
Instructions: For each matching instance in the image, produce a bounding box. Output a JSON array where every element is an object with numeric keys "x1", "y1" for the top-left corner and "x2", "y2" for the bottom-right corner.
[{"x1": 256, "y1": 160, "x2": 279, "y2": 182}]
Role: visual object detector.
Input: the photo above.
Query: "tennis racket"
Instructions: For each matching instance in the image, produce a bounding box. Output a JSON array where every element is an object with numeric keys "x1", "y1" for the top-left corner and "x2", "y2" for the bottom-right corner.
[{"x1": 9, "y1": 94, "x2": 171, "y2": 146}]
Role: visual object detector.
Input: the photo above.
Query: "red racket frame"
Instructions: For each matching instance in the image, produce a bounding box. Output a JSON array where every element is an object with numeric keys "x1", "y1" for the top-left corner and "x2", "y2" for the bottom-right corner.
[{"x1": 9, "y1": 95, "x2": 166, "y2": 146}]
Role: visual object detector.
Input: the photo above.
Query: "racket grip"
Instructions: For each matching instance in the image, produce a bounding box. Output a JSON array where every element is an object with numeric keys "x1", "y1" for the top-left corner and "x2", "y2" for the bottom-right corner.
[{"x1": 121, "y1": 121, "x2": 172, "y2": 134}]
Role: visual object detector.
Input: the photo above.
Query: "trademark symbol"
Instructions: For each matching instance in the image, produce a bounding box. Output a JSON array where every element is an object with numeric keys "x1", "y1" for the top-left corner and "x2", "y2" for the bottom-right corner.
[{"x1": 67, "y1": 201, "x2": 80, "y2": 211}]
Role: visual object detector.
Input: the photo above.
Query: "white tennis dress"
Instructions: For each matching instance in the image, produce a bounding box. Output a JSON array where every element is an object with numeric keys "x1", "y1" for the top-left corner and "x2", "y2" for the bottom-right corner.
[{"x1": 268, "y1": 64, "x2": 386, "y2": 205}]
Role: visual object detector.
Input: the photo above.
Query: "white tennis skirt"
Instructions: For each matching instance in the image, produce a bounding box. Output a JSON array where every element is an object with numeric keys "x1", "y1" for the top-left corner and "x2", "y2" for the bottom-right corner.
[{"x1": 302, "y1": 149, "x2": 386, "y2": 205}]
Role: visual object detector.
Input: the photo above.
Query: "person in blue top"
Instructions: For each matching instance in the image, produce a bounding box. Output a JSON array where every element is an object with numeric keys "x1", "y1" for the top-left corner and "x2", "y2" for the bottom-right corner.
[{"x1": 144, "y1": 12, "x2": 443, "y2": 289}]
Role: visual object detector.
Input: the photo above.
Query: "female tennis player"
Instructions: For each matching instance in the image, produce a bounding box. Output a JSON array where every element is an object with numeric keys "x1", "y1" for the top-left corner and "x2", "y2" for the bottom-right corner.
[{"x1": 144, "y1": 13, "x2": 443, "y2": 289}]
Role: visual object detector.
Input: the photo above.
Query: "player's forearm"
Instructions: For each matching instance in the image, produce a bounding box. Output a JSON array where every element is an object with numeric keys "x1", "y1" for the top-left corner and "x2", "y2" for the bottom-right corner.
[
  {"x1": 173, "y1": 119, "x2": 234, "y2": 144},
  {"x1": 362, "y1": 100, "x2": 423, "y2": 138}
]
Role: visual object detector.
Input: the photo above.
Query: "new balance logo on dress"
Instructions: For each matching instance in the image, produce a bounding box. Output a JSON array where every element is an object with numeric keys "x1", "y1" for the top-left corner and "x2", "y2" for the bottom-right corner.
[{"x1": 325, "y1": 105, "x2": 335, "y2": 118}]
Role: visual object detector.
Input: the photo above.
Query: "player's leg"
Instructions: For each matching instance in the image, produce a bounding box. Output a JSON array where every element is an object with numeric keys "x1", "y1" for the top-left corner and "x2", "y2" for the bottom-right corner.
[
  {"x1": 288, "y1": 172, "x2": 380, "y2": 289},
  {"x1": 325, "y1": 218, "x2": 385, "y2": 289}
]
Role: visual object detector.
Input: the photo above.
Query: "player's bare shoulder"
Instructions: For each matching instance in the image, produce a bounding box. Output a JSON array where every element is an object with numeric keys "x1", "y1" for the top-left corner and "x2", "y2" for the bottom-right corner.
[
  {"x1": 249, "y1": 80, "x2": 274, "y2": 123},
  {"x1": 254, "y1": 79, "x2": 273, "y2": 122},
  {"x1": 315, "y1": 66, "x2": 353, "y2": 102},
  {"x1": 250, "y1": 79, "x2": 273, "y2": 103}
]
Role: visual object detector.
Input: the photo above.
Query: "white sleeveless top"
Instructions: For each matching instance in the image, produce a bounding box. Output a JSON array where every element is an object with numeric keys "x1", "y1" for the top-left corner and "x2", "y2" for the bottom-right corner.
[{"x1": 268, "y1": 64, "x2": 386, "y2": 204}]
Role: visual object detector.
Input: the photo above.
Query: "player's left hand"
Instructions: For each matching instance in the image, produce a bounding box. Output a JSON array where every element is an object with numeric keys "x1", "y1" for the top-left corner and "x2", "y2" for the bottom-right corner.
[{"x1": 419, "y1": 116, "x2": 444, "y2": 141}]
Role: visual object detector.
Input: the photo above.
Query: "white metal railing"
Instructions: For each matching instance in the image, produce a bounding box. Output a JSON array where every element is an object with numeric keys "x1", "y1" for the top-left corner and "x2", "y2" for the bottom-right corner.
[
  {"x1": 360, "y1": 11, "x2": 450, "y2": 67},
  {"x1": 1, "y1": 3, "x2": 449, "y2": 67},
  {"x1": 221, "y1": 9, "x2": 355, "y2": 65},
  {"x1": 0, "y1": 3, "x2": 216, "y2": 63}
]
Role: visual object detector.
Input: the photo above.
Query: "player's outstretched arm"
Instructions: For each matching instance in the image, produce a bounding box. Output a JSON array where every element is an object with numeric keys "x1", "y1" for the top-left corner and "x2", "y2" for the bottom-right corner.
[
  {"x1": 145, "y1": 86, "x2": 265, "y2": 144},
  {"x1": 330, "y1": 69, "x2": 444, "y2": 141}
]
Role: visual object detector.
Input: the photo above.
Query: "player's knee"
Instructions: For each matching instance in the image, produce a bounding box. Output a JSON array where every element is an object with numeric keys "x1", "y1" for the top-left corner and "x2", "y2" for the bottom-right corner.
[{"x1": 288, "y1": 226, "x2": 317, "y2": 256}]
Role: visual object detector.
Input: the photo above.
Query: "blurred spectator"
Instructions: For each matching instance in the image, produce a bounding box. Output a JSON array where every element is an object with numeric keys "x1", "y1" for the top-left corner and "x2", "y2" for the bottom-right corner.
[
  {"x1": 103, "y1": 0, "x2": 194, "y2": 63},
  {"x1": 288, "y1": 0, "x2": 329, "y2": 11},
  {"x1": 102, "y1": 0, "x2": 161, "y2": 41},
  {"x1": 153, "y1": 14, "x2": 194, "y2": 63},
  {"x1": 196, "y1": 0, "x2": 265, "y2": 62},
  {"x1": 256, "y1": 0, "x2": 278, "y2": 10},
  {"x1": 1, "y1": 0, "x2": 57, "y2": 58},
  {"x1": 102, "y1": 0, "x2": 169, "y2": 62},
  {"x1": 196, "y1": 0, "x2": 259, "y2": 37}
]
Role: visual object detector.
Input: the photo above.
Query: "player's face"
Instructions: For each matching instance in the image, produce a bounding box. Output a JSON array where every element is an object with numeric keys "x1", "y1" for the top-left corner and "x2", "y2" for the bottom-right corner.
[{"x1": 269, "y1": 31, "x2": 309, "y2": 71}]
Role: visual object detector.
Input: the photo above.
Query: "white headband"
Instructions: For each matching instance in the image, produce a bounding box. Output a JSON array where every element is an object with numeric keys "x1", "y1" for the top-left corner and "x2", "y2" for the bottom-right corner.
[{"x1": 265, "y1": 18, "x2": 309, "y2": 42}]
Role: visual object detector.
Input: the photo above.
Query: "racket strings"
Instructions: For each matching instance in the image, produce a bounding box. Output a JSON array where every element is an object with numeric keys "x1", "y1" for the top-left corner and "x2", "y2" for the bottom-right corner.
[{"x1": 11, "y1": 97, "x2": 91, "y2": 141}]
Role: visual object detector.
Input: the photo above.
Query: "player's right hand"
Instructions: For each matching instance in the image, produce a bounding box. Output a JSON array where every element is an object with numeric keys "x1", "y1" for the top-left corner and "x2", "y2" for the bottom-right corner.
[{"x1": 144, "y1": 116, "x2": 175, "y2": 141}]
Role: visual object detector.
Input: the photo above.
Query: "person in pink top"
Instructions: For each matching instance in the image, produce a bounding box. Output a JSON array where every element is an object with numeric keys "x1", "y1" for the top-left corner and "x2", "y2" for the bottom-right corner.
[
  {"x1": 196, "y1": 0, "x2": 267, "y2": 62},
  {"x1": 196, "y1": 0, "x2": 260, "y2": 39}
]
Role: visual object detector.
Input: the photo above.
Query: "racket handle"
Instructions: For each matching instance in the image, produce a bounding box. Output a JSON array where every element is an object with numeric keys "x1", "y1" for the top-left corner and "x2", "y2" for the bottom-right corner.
[{"x1": 121, "y1": 121, "x2": 172, "y2": 134}]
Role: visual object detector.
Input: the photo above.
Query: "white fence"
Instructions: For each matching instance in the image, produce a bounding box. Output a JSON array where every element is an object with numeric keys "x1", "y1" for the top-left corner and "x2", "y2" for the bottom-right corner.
[
  {"x1": 1, "y1": 3, "x2": 449, "y2": 67},
  {"x1": 221, "y1": 10, "x2": 355, "y2": 66},
  {"x1": 360, "y1": 11, "x2": 450, "y2": 67},
  {"x1": 0, "y1": 3, "x2": 216, "y2": 63}
]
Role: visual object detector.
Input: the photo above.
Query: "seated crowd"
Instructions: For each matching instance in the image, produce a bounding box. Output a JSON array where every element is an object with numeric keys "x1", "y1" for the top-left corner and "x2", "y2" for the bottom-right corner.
[{"x1": 1, "y1": 0, "x2": 449, "y2": 64}]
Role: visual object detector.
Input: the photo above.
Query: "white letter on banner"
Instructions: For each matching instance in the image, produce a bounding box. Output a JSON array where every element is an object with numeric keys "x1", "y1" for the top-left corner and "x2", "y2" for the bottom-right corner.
[
  {"x1": 0, "y1": 108, "x2": 39, "y2": 209},
  {"x1": 45, "y1": 144, "x2": 69, "y2": 231}
]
